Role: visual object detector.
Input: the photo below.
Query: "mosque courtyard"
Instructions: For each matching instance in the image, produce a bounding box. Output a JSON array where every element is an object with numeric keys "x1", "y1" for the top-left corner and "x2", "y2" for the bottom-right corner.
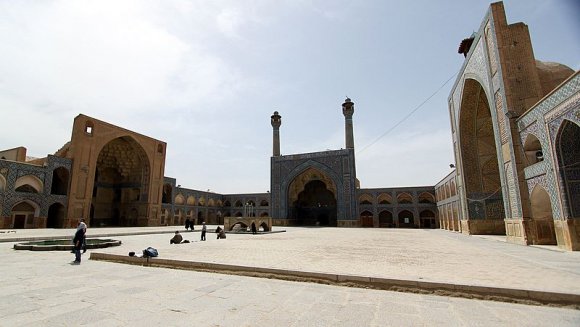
[{"x1": 1, "y1": 226, "x2": 579, "y2": 326}]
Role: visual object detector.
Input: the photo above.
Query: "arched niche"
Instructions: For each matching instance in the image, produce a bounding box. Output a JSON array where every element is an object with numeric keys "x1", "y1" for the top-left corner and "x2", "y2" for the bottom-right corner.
[
  {"x1": 418, "y1": 192, "x2": 435, "y2": 204},
  {"x1": 379, "y1": 210, "x2": 393, "y2": 227},
  {"x1": 397, "y1": 192, "x2": 413, "y2": 204},
  {"x1": 359, "y1": 210, "x2": 373, "y2": 227},
  {"x1": 11, "y1": 200, "x2": 40, "y2": 228},
  {"x1": 175, "y1": 194, "x2": 185, "y2": 205},
  {"x1": 555, "y1": 120, "x2": 580, "y2": 219},
  {"x1": 523, "y1": 134, "x2": 544, "y2": 166},
  {"x1": 398, "y1": 210, "x2": 414, "y2": 228},
  {"x1": 530, "y1": 186, "x2": 556, "y2": 245},
  {"x1": 359, "y1": 194, "x2": 373, "y2": 205},
  {"x1": 458, "y1": 78, "x2": 505, "y2": 223},
  {"x1": 92, "y1": 136, "x2": 150, "y2": 227},
  {"x1": 47, "y1": 202, "x2": 66, "y2": 228},
  {"x1": 162, "y1": 184, "x2": 172, "y2": 204},
  {"x1": 286, "y1": 166, "x2": 338, "y2": 226},
  {"x1": 15, "y1": 175, "x2": 43, "y2": 193},
  {"x1": 51, "y1": 167, "x2": 69, "y2": 195},
  {"x1": 377, "y1": 193, "x2": 392, "y2": 205}
]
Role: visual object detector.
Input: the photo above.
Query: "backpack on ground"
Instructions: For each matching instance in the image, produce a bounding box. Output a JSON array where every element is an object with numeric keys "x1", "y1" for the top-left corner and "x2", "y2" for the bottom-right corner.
[{"x1": 143, "y1": 247, "x2": 159, "y2": 257}]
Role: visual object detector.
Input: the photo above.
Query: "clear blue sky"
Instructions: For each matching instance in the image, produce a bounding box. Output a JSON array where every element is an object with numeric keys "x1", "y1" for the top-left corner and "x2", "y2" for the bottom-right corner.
[{"x1": 1, "y1": 0, "x2": 578, "y2": 193}]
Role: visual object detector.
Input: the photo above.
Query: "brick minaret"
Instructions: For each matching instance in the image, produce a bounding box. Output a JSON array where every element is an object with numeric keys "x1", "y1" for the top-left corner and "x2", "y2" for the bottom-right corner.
[
  {"x1": 271, "y1": 111, "x2": 282, "y2": 156},
  {"x1": 342, "y1": 98, "x2": 355, "y2": 149}
]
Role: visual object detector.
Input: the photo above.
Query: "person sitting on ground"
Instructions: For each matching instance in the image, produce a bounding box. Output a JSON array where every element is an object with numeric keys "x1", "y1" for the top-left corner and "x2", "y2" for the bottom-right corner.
[
  {"x1": 216, "y1": 226, "x2": 226, "y2": 239},
  {"x1": 170, "y1": 231, "x2": 183, "y2": 244},
  {"x1": 218, "y1": 229, "x2": 227, "y2": 239}
]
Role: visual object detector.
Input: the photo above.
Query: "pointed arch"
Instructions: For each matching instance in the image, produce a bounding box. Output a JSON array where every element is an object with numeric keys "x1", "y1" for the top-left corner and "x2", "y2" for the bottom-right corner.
[
  {"x1": 378, "y1": 210, "x2": 393, "y2": 227},
  {"x1": 51, "y1": 167, "x2": 69, "y2": 195},
  {"x1": 11, "y1": 200, "x2": 40, "y2": 228},
  {"x1": 523, "y1": 133, "x2": 544, "y2": 166},
  {"x1": 162, "y1": 184, "x2": 172, "y2": 204},
  {"x1": 288, "y1": 173, "x2": 337, "y2": 226},
  {"x1": 398, "y1": 210, "x2": 414, "y2": 228},
  {"x1": 397, "y1": 192, "x2": 413, "y2": 204},
  {"x1": 359, "y1": 193, "x2": 373, "y2": 205},
  {"x1": 457, "y1": 78, "x2": 505, "y2": 228},
  {"x1": 360, "y1": 210, "x2": 373, "y2": 227},
  {"x1": 530, "y1": 185, "x2": 556, "y2": 245},
  {"x1": 15, "y1": 175, "x2": 43, "y2": 193},
  {"x1": 555, "y1": 119, "x2": 580, "y2": 218},
  {"x1": 91, "y1": 136, "x2": 151, "y2": 227},
  {"x1": 377, "y1": 193, "x2": 392, "y2": 205},
  {"x1": 47, "y1": 202, "x2": 66, "y2": 228},
  {"x1": 174, "y1": 194, "x2": 185, "y2": 205},
  {"x1": 418, "y1": 192, "x2": 435, "y2": 204},
  {"x1": 281, "y1": 160, "x2": 344, "y2": 225}
]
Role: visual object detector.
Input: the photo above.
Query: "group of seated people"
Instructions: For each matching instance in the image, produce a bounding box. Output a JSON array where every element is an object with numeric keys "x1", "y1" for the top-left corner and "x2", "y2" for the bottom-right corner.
[{"x1": 170, "y1": 226, "x2": 227, "y2": 244}]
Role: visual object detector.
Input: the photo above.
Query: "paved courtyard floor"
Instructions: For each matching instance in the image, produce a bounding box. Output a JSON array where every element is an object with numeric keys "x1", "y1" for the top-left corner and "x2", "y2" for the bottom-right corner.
[{"x1": 1, "y1": 226, "x2": 579, "y2": 326}]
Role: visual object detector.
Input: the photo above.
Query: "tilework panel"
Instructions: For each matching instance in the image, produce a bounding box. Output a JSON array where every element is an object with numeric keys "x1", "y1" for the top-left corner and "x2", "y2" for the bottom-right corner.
[
  {"x1": 524, "y1": 160, "x2": 547, "y2": 180},
  {"x1": 0, "y1": 156, "x2": 72, "y2": 218},
  {"x1": 271, "y1": 149, "x2": 357, "y2": 221},
  {"x1": 517, "y1": 73, "x2": 580, "y2": 220}
]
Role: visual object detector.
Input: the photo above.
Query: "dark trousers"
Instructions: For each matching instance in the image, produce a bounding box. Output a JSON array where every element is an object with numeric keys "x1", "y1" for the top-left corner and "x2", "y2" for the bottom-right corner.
[
  {"x1": 201, "y1": 231, "x2": 206, "y2": 241},
  {"x1": 74, "y1": 248, "x2": 81, "y2": 262}
]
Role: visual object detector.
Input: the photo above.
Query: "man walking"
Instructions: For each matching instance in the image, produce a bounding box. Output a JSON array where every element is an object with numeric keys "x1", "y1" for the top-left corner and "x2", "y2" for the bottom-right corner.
[
  {"x1": 72, "y1": 225, "x2": 85, "y2": 264},
  {"x1": 201, "y1": 222, "x2": 207, "y2": 241}
]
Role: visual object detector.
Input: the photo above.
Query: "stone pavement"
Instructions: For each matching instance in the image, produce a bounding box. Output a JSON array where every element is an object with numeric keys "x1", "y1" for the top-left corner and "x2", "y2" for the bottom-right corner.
[{"x1": 2, "y1": 226, "x2": 580, "y2": 326}]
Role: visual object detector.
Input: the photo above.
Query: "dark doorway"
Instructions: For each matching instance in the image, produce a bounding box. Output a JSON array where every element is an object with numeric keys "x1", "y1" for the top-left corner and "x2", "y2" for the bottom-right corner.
[
  {"x1": 47, "y1": 203, "x2": 66, "y2": 228},
  {"x1": 51, "y1": 167, "x2": 69, "y2": 195},
  {"x1": 289, "y1": 180, "x2": 337, "y2": 226},
  {"x1": 14, "y1": 214, "x2": 26, "y2": 229},
  {"x1": 360, "y1": 210, "x2": 374, "y2": 227}
]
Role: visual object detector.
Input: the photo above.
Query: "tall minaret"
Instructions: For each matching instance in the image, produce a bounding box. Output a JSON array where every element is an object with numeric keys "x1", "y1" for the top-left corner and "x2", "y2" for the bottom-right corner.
[
  {"x1": 271, "y1": 111, "x2": 282, "y2": 156},
  {"x1": 342, "y1": 98, "x2": 355, "y2": 149}
]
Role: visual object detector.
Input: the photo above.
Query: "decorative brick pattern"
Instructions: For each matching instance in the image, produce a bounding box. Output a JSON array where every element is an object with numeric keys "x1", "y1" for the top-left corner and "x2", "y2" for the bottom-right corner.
[
  {"x1": 495, "y1": 91, "x2": 508, "y2": 144},
  {"x1": 485, "y1": 22, "x2": 498, "y2": 76},
  {"x1": 504, "y1": 161, "x2": 520, "y2": 218}
]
